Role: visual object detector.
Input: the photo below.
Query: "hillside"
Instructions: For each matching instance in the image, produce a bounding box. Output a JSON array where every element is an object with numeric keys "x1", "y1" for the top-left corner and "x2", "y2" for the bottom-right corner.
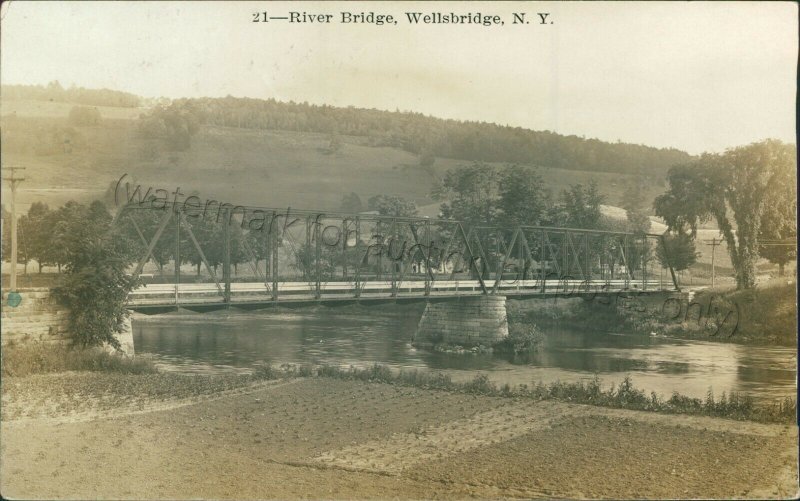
[
  {"x1": 2, "y1": 83, "x2": 694, "y2": 177},
  {"x1": 0, "y1": 98, "x2": 673, "y2": 214},
  {"x1": 2, "y1": 95, "x2": 786, "y2": 285}
]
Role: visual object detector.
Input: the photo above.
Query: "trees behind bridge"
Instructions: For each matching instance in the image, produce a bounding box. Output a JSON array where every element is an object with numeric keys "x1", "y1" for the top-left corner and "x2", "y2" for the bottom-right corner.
[
  {"x1": 430, "y1": 163, "x2": 647, "y2": 281},
  {"x1": 654, "y1": 139, "x2": 796, "y2": 289},
  {"x1": 9, "y1": 134, "x2": 794, "y2": 292},
  {"x1": 432, "y1": 162, "x2": 610, "y2": 231}
]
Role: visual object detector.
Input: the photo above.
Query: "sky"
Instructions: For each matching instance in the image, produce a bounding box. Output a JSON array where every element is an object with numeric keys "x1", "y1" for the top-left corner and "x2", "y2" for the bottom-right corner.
[{"x1": 1, "y1": 1, "x2": 796, "y2": 155}]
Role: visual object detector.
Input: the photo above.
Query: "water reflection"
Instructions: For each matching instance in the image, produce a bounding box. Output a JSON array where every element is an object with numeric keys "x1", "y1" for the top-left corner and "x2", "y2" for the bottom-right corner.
[{"x1": 132, "y1": 307, "x2": 796, "y2": 405}]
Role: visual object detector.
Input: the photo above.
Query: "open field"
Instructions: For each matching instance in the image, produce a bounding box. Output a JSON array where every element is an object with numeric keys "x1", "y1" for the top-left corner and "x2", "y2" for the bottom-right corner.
[
  {"x1": 2, "y1": 372, "x2": 797, "y2": 499},
  {"x1": 1, "y1": 99, "x2": 144, "y2": 120}
]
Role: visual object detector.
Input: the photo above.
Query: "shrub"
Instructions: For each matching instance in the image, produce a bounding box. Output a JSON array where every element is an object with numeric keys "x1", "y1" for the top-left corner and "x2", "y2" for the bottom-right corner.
[
  {"x1": 50, "y1": 201, "x2": 140, "y2": 349},
  {"x1": 463, "y1": 373, "x2": 496, "y2": 394},
  {"x1": 253, "y1": 364, "x2": 281, "y2": 380},
  {"x1": 494, "y1": 322, "x2": 544, "y2": 355},
  {"x1": 303, "y1": 364, "x2": 794, "y2": 422},
  {"x1": 1, "y1": 342, "x2": 155, "y2": 377}
]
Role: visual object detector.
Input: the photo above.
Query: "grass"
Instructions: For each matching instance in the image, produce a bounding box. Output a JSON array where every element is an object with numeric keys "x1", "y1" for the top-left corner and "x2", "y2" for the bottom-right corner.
[
  {"x1": 2, "y1": 110, "x2": 660, "y2": 214},
  {"x1": 628, "y1": 279, "x2": 798, "y2": 345},
  {"x1": 695, "y1": 279, "x2": 797, "y2": 344},
  {"x1": 1, "y1": 341, "x2": 157, "y2": 377},
  {"x1": 255, "y1": 362, "x2": 797, "y2": 424}
]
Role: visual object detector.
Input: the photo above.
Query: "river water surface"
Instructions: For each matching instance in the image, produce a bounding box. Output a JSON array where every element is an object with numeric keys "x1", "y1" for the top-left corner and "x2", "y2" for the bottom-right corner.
[{"x1": 132, "y1": 306, "x2": 796, "y2": 405}]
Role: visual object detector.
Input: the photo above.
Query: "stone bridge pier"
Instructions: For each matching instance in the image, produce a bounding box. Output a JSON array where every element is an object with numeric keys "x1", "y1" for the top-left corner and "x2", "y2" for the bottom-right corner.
[{"x1": 414, "y1": 295, "x2": 509, "y2": 347}]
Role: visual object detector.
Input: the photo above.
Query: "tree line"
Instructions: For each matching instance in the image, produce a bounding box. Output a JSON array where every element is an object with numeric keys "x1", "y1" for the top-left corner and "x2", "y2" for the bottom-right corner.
[
  {"x1": 428, "y1": 144, "x2": 798, "y2": 287},
  {"x1": 426, "y1": 162, "x2": 696, "y2": 274},
  {"x1": 2, "y1": 82, "x2": 141, "y2": 108},
  {"x1": 1, "y1": 163, "x2": 697, "y2": 283},
  {"x1": 4, "y1": 82, "x2": 692, "y2": 176},
  {"x1": 655, "y1": 139, "x2": 796, "y2": 289},
  {"x1": 1, "y1": 201, "x2": 262, "y2": 277},
  {"x1": 136, "y1": 96, "x2": 692, "y2": 176}
]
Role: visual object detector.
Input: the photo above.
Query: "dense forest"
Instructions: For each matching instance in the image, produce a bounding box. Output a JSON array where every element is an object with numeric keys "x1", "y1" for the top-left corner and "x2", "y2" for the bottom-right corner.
[{"x1": 3, "y1": 83, "x2": 692, "y2": 177}]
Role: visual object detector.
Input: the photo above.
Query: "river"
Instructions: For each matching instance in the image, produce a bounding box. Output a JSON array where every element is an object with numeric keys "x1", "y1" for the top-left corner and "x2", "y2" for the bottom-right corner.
[{"x1": 132, "y1": 306, "x2": 796, "y2": 405}]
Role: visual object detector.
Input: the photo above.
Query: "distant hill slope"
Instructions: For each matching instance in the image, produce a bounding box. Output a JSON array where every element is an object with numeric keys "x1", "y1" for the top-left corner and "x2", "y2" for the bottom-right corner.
[
  {"x1": 137, "y1": 95, "x2": 694, "y2": 178},
  {"x1": 2, "y1": 83, "x2": 694, "y2": 176},
  {"x1": 0, "y1": 114, "x2": 670, "y2": 214},
  {"x1": 0, "y1": 85, "x2": 690, "y2": 215}
]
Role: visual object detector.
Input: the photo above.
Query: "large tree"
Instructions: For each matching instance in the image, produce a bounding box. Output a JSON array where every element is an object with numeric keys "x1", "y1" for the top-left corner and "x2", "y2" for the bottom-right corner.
[
  {"x1": 432, "y1": 162, "x2": 497, "y2": 227},
  {"x1": 552, "y1": 180, "x2": 605, "y2": 230},
  {"x1": 20, "y1": 202, "x2": 53, "y2": 273},
  {"x1": 496, "y1": 165, "x2": 550, "y2": 227},
  {"x1": 757, "y1": 171, "x2": 797, "y2": 276},
  {"x1": 654, "y1": 139, "x2": 795, "y2": 289},
  {"x1": 367, "y1": 195, "x2": 418, "y2": 218},
  {"x1": 622, "y1": 179, "x2": 652, "y2": 233},
  {"x1": 339, "y1": 192, "x2": 363, "y2": 213},
  {"x1": 51, "y1": 201, "x2": 140, "y2": 349},
  {"x1": 656, "y1": 230, "x2": 699, "y2": 273}
]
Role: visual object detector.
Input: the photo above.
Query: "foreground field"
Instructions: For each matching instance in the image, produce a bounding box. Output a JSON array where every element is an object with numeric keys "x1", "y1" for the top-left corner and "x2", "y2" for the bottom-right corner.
[{"x1": 2, "y1": 372, "x2": 797, "y2": 499}]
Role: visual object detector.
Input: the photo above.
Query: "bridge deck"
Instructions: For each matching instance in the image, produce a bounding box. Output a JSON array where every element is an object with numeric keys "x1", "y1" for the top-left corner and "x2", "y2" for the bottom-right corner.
[{"x1": 127, "y1": 279, "x2": 676, "y2": 312}]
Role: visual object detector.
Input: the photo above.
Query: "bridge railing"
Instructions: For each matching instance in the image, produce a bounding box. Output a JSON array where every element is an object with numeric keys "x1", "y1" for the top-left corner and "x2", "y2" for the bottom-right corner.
[{"x1": 113, "y1": 203, "x2": 680, "y2": 307}]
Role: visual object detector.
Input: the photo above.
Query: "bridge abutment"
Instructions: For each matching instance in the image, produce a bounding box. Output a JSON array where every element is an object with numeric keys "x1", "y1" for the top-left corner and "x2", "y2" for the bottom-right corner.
[
  {"x1": 414, "y1": 295, "x2": 509, "y2": 347},
  {"x1": 1, "y1": 288, "x2": 134, "y2": 356}
]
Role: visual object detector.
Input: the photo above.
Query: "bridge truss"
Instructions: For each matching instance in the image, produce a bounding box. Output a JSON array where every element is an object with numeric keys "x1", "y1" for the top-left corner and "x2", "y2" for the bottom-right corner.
[{"x1": 112, "y1": 204, "x2": 680, "y2": 313}]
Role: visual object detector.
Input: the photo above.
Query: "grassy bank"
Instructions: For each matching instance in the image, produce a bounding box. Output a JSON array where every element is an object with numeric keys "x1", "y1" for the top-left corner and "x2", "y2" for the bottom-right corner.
[
  {"x1": 507, "y1": 279, "x2": 797, "y2": 346},
  {"x1": 2, "y1": 344, "x2": 795, "y2": 424},
  {"x1": 694, "y1": 280, "x2": 797, "y2": 344},
  {"x1": 643, "y1": 280, "x2": 797, "y2": 345},
  {"x1": 1, "y1": 341, "x2": 157, "y2": 377},
  {"x1": 282, "y1": 363, "x2": 796, "y2": 424}
]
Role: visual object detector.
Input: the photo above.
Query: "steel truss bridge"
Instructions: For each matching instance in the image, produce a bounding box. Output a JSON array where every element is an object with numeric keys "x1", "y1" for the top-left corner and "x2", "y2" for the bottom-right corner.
[{"x1": 113, "y1": 204, "x2": 680, "y2": 314}]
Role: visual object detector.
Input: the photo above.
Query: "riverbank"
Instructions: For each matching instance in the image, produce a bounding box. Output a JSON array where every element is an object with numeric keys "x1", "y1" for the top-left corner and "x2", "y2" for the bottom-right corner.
[
  {"x1": 509, "y1": 279, "x2": 797, "y2": 346},
  {"x1": 3, "y1": 344, "x2": 795, "y2": 424},
  {"x1": 680, "y1": 280, "x2": 797, "y2": 345},
  {"x1": 2, "y1": 366, "x2": 797, "y2": 499}
]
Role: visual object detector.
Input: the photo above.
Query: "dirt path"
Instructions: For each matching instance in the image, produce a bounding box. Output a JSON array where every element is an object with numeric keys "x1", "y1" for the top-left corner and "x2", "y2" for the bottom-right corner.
[{"x1": 2, "y1": 375, "x2": 797, "y2": 499}]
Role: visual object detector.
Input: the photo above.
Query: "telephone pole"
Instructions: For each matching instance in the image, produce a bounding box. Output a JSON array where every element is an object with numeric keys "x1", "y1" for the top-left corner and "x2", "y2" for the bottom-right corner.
[
  {"x1": 704, "y1": 238, "x2": 721, "y2": 289},
  {"x1": 2, "y1": 165, "x2": 26, "y2": 292}
]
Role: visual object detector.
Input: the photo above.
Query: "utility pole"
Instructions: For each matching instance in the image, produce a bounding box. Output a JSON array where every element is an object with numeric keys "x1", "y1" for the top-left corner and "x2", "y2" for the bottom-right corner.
[
  {"x1": 2, "y1": 166, "x2": 26, "y2": 292},
  {"x1": 704, "y1": 238, "x2": 720, "y2": 289},
  {"x1": 223, "y1": 208, "x2": 231, "y2": 305}
]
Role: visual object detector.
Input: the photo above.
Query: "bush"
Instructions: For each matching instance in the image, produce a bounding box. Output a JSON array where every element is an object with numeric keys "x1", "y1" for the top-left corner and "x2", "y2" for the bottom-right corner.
[
  {"x1": 50, "y1": 201, "x2": 140, "y2": 349},
  {"x1": 137, "y1": 102, "x2": 201, "y2": 151},
  {"x1": 613, "y1": 375, "x2": 649, "y2": 407},
  {"x1": 419, "y1": 152, "x2": 436, "y2": 167},
  {"x1": 463, "y1": 373, "x2": 495, "y2": 394},
  {"x1": 494, "y1": 322, "x2": 544, "y2": 355},
  {"x1": 253, "y1": 364, "x2": 281, "y2": 380}
]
